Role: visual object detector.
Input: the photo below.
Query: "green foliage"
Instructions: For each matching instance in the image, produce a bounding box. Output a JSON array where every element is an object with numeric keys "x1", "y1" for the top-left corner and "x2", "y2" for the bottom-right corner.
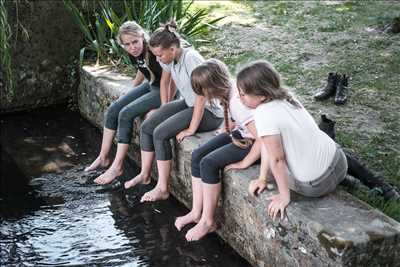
[
  {"x1": 63, "y1": 0, "x2": 224, "y2": 66},
  {"x1": 0, "y1": 0, "x2": 13, "y2": 100},
  {"x1": 349, "y1": 187, "x2": 400, "y2": 222},
  {"x1": 64, "y1": 0, "x2": 108, "y2": 65}
]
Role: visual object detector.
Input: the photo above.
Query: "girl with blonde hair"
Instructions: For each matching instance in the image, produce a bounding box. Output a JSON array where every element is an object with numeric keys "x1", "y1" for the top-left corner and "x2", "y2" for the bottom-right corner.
[{"x1": 85, "y1": 21, "x2": 171, "y2": 185}]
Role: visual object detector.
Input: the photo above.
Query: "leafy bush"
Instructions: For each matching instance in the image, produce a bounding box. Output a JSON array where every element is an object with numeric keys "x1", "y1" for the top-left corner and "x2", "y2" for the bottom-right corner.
[{"x1": 64, "y1": 0, "x2": 224, "y2": 66}]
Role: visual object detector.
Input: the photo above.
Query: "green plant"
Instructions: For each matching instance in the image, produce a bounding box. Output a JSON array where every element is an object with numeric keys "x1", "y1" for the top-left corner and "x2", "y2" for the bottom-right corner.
[
  {"x1": 0, "y1": 0, "x2": 14, "y2": 100},
  {"x1": 64, "y1": 0, "x2": 224, "y2": 66},
  {"x1": 119, "y1": 0, "x2": 223, "y2": 42},
  {"x1": 64, "y1": 0, "x2": 109, "y2": 65}
]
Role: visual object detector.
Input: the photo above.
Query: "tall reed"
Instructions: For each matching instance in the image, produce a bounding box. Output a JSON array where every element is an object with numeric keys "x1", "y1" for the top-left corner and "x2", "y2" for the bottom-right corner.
[{"x1": 1, "y1": 0, "x2": 14, "y2": 100}]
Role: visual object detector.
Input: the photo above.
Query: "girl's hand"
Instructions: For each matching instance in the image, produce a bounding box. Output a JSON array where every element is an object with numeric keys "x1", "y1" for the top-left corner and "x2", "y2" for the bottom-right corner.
[
  {"x1": 225, "y1": 161, "x2": 246, "y2": 171},
  {"x1": 214, "y1": 127, "x2": 226, "y2": 136},
  {"x1": 176, "y1": 129, "x2": 195, "y2": 143},
  {"x1": 248, "y1": 179, "x2": 267, "y2": 197},
  {"x1": 267, "y1": 193, "x2": 290, "y2": 221}
]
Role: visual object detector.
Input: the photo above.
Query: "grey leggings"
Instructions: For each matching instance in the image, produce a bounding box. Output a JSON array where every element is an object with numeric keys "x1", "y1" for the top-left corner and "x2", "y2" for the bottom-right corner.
[
  {"x1": 105, "y1": 82, "x2": 161, "y2": 144},
  {"x1": 140, "y1": 99, "x2": 223, "y2": 161},
  {"x1": 192, "y1": 132, "x2": 254, "y2": 184}
]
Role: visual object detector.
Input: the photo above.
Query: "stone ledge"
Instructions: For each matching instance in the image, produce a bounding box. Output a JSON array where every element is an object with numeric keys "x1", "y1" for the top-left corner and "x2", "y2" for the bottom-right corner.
[{"x1": 78, "y1": 65, "x2": 400, "y2": 267}]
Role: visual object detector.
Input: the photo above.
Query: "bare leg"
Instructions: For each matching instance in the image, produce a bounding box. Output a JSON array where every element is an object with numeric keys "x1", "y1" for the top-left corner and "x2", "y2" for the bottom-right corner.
[
  {"x1": 140, "y1": 160, "x2": 171, "y2": 202},
  {"x1": 85, "y1": 127, "x2": 114, "y2": 172},
  {"x1": 175, "y1": 177, "x2": 203, "y2": 231},
  {"x1": 186, "y1": 182, "x2": 220, "y2": 241},
  {"x1": 94, "y1": 143, "x2": 129, "y2": 184},
  {"x1": 124, "y1": 150, "x2": 154, "y2": 189}
]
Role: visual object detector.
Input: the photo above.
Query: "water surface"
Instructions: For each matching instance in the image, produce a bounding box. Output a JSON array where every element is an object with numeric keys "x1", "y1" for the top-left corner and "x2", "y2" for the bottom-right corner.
[{"x1": 0, "y1": 106, "x2": 250, "y2": 266}]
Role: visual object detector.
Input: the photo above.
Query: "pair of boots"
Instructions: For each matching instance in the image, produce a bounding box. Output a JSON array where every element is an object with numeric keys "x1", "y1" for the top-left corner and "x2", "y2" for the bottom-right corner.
[{"x1": 314, "y1": 73, "x2": 349, "y2": 105}]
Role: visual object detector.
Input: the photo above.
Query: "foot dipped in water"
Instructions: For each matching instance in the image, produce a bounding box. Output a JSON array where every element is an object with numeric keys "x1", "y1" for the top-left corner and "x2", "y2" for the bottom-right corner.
[
  {"x1": 94, "y1": 167, "x2": 122, "y2": 185},
  {"x1": 140, "y1": 187, "x2": 169, "y2": 203},
  {"x1": 185, "y1": 219, "x2": 216, "y2": 242},
  {"x1": 84, "y1": 156, "x2": 110, "y2": 172},
  {"x1": 124, "y1": 173, "x2": 151, "y2": 189},
  {"x1": 175, "y1": 211, "x2": 201, "y2": 231}
]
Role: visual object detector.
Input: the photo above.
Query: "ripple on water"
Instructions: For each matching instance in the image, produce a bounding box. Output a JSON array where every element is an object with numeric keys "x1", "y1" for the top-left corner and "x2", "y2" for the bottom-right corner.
[{"x1": 1, "y1": 107, "x2": 251, "y2": 267}]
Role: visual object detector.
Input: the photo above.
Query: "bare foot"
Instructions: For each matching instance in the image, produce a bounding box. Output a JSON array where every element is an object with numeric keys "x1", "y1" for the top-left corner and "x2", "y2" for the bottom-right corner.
[
  {"x1": 140, "y1": 187, "x2": 169, "y2": 202},
  {"x1": 175, "y1": 211, "x2": 201, "y2": 231},
  {"x1": 84, "y1": 156, "x2": 110, "y2": 172},
  {"x1": 185, "y1": 220, "x2": 216, "y2": 242},
  {"x1": 124, "y1": 173, "x2": 151, "y2": 189},
  {"x1": 94, "y1": 167, "x2": 122, "y2": 185}
]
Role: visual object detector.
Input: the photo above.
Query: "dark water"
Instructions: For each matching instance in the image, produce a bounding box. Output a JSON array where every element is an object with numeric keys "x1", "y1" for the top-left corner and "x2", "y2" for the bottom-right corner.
[{"x1": 0, "y1": 106, "x2": 250, "y2": 266}]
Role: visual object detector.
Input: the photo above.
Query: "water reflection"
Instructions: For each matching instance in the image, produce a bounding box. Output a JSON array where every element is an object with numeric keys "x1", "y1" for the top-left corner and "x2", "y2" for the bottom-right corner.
[{"x1": 0, "y1": 106, "x2": 250, "y2": 266}]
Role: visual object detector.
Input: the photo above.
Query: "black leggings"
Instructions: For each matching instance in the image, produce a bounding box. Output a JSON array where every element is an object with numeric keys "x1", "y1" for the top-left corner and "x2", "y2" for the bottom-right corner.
[
  {"x1": 319, "y1": 123, "x2": 386, "y2": 188},
  {"x1": 191, "y1": 133, "x2": 253, "y2": 184}
]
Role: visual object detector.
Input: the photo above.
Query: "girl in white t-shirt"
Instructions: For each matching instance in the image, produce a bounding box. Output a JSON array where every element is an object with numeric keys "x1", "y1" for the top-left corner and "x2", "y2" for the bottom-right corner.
[
  {"x1": 237, "y1": 60, "x2": 348, "y2": 221},
  {"x1": 175, "y1": 59, "x2": 263, "y2": 241}
]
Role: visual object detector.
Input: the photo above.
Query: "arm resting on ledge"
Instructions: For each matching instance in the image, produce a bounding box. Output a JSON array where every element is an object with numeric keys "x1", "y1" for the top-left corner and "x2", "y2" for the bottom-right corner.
[{"x1": 176, "y1": 95, "x2": 206, "y2": 143}]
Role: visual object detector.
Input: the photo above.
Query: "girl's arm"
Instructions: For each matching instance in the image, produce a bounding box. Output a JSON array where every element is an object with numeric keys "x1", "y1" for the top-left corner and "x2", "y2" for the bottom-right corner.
[
  {"x1": 159, "y1": 70, "x2": 171, "y2": 105},
  {"x1": 262, "y1": 134, "x2": 291, "y2": 221},
  {"x1": 132, "y1": 71, "x2": 145, "y2": 87},
  {"x1": 176, "y1": 95, "x2": 207, "y2": 143},
  {"x1": 248, "y1": 143, "x2": 270, "y2": 197},
  {"x1": 168, "y1": 79, "x2": 177, "y2": 102},
  {"x1": 225, "y1": 121, "x2": 260, "y2": 170}
]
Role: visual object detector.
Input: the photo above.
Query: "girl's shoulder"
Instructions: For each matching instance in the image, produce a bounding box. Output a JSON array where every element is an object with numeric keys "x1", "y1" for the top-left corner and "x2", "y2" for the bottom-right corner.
[
  {"x1": 228, "y1": 83, "x2": 239, "y2": 102},
  {"x1": 147, "y1": 48, "x2": 159, "y2": 63},
  {"x1": 147, "y1": 47, "x2": 156, "y2": 58},
  {"x1": 229, "y1": 85, "x2": 254, "y2": 115},
  {"x1": 255, "y1": 100, "x2": 282, "y2": 114},
  {"x1": 184, "y1": 48, "x2": 204, "y2": 62}
]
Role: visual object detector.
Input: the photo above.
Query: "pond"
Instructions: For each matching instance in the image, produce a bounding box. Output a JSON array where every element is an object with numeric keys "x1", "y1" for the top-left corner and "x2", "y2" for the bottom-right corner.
[{"x1": 0, "y1": 105, "x2": 251, "y2": 266}]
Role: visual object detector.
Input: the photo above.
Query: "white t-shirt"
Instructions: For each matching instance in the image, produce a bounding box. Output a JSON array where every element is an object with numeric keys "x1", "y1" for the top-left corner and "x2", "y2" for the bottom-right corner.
[
  {"x1": 254, "y1": 100, "x2": 337, "y2": 182},
  {"x1": 229, "y1": 86, "x2": 254, "y2": 139},
  {"x1": 159, "y1": 48, "x2": 223, "y2": 118}
]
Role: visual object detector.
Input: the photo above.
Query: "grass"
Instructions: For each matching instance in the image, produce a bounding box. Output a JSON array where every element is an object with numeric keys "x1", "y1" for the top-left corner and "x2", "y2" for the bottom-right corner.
[{"x1": 196, "y1": 1, "x2": 400, "y2": 220}]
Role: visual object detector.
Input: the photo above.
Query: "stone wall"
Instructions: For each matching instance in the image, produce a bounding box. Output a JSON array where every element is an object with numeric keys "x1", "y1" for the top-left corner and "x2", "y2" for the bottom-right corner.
[
  {"x1": 79, "y1": 65, "x2": 400, "y2": 267},
  {"x1": 1, "y1": 1, "x2": 83, "y2": 113}
]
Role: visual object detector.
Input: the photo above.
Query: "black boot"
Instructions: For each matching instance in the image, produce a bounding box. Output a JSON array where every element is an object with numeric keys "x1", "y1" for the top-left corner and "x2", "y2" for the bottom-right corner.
[
  {"x1": 335, "y1": 74, "x2": 349, "y2": 105},
  {"x1": 314, "y1": 72, "x2": 338, "y2": 101},
  {"x1": 380, "y1": 182, "x2": 400, "y2": 202},
  {"x1": 346, "y1": 153, "x2": 400, "y2": 201},
  {"x1": 318, "y1": 114, "x2": 336, "y2": 140}
]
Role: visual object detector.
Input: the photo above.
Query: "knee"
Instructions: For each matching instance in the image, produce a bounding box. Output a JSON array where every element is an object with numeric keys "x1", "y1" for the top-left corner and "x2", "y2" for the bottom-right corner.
[
  {"x1": 200, "y1": 156, "x2": 218, "y2": 171},
  {"x1": 105, "y1": 102, "x2": 119, "y2": 121},
  {"x1": 118, "y1": 107, "x2": 136, "y2": 125},
  {"x1": 191, "y1": 147, "x2": 206, "y2": 178},
  {"x1": 140, "y1": 117, "x2": 155, "y2": 136},
  {"x1": 200, "y1": 156, "x2": 220, "y2": 184},
  {"x1": 153, "y1": 124, "x2": 170, "y2": 142},
  {"x1": 191, "y1": 148, "x2": 204, "y2": 166}
]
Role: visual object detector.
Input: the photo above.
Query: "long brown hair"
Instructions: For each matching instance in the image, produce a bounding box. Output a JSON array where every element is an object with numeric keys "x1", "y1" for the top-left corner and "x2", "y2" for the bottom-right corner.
[
  {"x1": 149, "y1": 21, "x2": 181, "y2": 49},
  {"x1": 191, "y1": 59, "x2": 232, "y2": 133},
  {"x1": 237, "y1": 60, "x2": 301, "y2": 108}
]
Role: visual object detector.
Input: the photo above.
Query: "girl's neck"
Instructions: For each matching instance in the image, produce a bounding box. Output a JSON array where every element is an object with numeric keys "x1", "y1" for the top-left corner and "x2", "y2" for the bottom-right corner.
[{"x1": 174, "y1": 47, "x2": 183, "y2": 63}]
